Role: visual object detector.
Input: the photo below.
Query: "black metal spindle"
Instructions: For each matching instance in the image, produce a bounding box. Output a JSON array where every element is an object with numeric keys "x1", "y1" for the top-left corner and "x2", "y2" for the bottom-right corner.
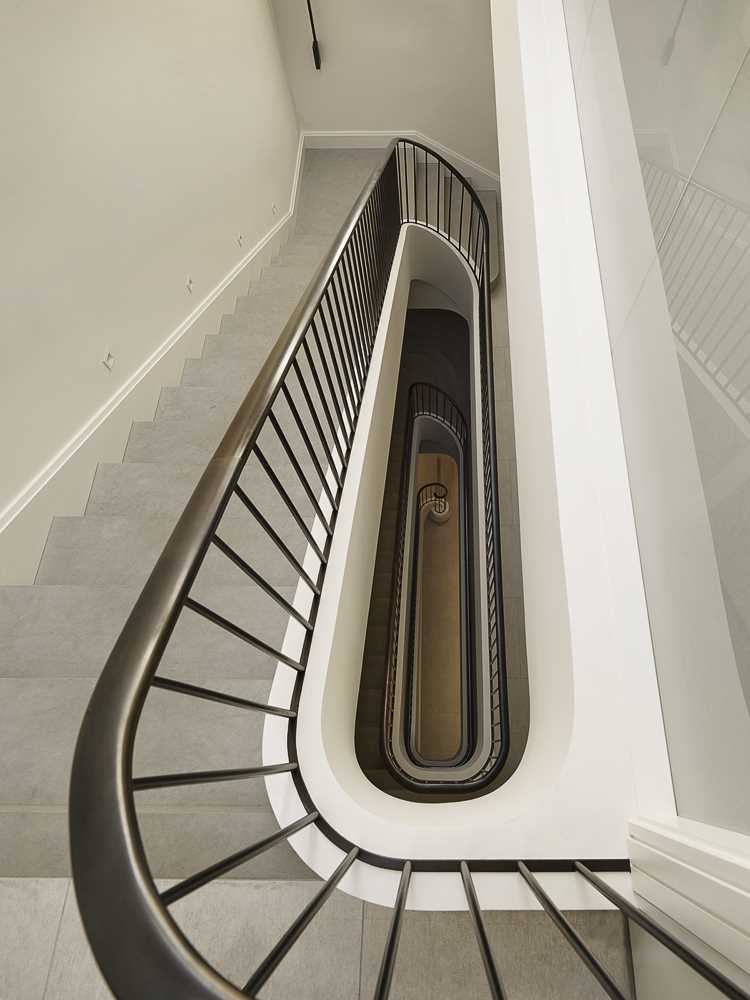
[
  {"x1": 150, "y1": 675, "x2": 296, "y2": 718},
  {"x1": 211, "y1": 534, "x2": 313, "y2": 630},
  {"x1": 133, "y1": 762, "x2": 296, "y2": 791},
  {"x1": 447, "y1": 169, "x2": 454, "y2": 242},
  {"x1": 308, "y1": 322, "x2": 353, "y2": 448},
  {"x1": 332, "y1": 267, "x2": 365, "y2": 387},
  {"x1": 518, "y1": 863, "x2": 627, "y2": 1000},
  {"x1": 373, "y1": 861, "x2": 412, "y2": 1000},
  {"x1": 267, "y1": 413, "x2": 334, "y2": 531},
  {"x1": 352, "y1": 219, "x2": 377, "y2": 345},
  {"x1": 253, "y1": 446, "x2": 328, "y2": 561},
  {"x1": 459, "y1": 183, "x2": 465, "y2": 251},
  {"x1": 575, "y1": 864, "x2": 750, "y2": 1000},
  {"x1": 161, "y1": 812, "x2": 318, "y2": 906},
  {"x1": 345, "y1": 240, "x2": 372, "y2": 363},
  {"x1": 460, "y1": 862, "x2": 507, "y2": 1000},
  {"x1": 292, "y1": 357, "x2": 344, "y2": 485},
  {"x1": 326, "y1": 285, "x2": 362, "y2": 398},
  {"x1": 316, "y1": 307, "x2": 356, "y2": 429},
  {"x1": 412, "y1": 143, "x2": 417, "y2": 222},
  {"x1": 184, "y1": 598, "x2": 305, "y2": 672},
  {"x1": 436, "y1": 160, "x2": 442, "y2": 232},
  {"x1": 233, "y1": 484, "x2": 321, "y2": 594},
  {"x1": 243, "y1": 848, "x2": 359, "y2": 995},
  {"x1": 280, "y1": 384, "x2": 339, "y2": 509},
  {"x1": 360, "y1": 196, "x2": 380, "y2": 310}
]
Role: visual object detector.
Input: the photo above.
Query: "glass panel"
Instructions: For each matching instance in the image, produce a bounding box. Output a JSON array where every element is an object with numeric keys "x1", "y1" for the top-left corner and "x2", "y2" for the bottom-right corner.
[{"x1": 563, "y1": 0, "x2": 750, "y2": 833}]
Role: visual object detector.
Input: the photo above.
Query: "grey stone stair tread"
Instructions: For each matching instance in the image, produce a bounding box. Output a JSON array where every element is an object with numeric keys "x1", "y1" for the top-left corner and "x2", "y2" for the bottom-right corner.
[
  {"x1": 201, "y1": 330, "x2": 271, "y2": 360},
  {"x1": 0, "y1": 674, "x2": 274, "y2": 809},
  {"x1": 0, "y1": 807, "x2": 313, "y2": 879},
  {"x1": 249, "y1": 268, "x2": 313, "y2": 296},
  {"x1": 36, "y1": 515, "x2": 310, "y2": 588},
  {"x1": 202, "y1": 332, "x2": 287, "y2": 361},
  {"x1": 0, "y1": 149, "x2": 398, "y2": 890},
  {"x1": 181, "y1": 355, "x2": 272, "y2": 389},
  {"x1": 0, "y1": 583, "x2": 295, "y2": 679},
  {"x1": 124, "y1": 414, "x2": 321, "y2": 467},
  {"x1": 360, "y1": 901, "x2": 633, "y2": 999},
  {"x1": 86, "y1": 460, "x2": 315, "y2": 519},
  {"x1": 216, "y1": 308, "x2": 291, "y2": 340}
]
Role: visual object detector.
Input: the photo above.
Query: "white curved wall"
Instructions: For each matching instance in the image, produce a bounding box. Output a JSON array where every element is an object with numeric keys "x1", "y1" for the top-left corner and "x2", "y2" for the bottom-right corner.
[{"x1": 261, "y1": 222, "x2": 661, "y2": 908}]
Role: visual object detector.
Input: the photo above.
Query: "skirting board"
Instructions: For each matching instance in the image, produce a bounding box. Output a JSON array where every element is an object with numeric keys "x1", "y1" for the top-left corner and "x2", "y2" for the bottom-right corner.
[
  {"x1": 0, "y1": 128, "x2": 496, "y2": 583},
  {"x1": 303, "y1": 130, "x2": 501, "y2": 192},
  {"x1": 629, "y1": 816, "x2": 750, "y2": 983}
]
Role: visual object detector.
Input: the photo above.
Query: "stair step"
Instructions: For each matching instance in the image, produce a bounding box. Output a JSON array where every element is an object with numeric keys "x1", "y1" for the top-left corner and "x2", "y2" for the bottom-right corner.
[
  {"x1": 181, "y1": 355, "x2": 269, "y2": 390},
  {"x1": 356, "y1": 688, "x2": 384, "y2": 726},
  {"x1": 203, "y1": 331, "x2": 285, "y2": 361},
  {"x1": 36, "y1": 515, "x2": 311, "y2": 588},
  {"x1": 125, "y1": 414, "x2": 320, "y2": 467},
  {"x1": 355, "y1": 724, "x2": 383, "y2": 770},
  {"x1": 0, "y1": 805, "x2": 313, "y2": 879},
  {"x1": 0, "y1": 583, "x2": 295, "y2": 679}
]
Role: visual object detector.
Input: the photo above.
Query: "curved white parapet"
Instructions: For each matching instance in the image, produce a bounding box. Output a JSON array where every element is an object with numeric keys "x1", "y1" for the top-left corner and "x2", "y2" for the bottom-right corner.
[{"x1": 262, "y1": 223, "x2": 670, "y2": 910}]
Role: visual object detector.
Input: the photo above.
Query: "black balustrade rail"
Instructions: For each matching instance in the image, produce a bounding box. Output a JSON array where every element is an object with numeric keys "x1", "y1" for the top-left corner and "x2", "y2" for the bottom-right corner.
[
  {"x1": 417, "y1": 481, "x2": 448, "y2": 514},
  {"x1": 69, "y1": 139, "x2": 749, "y2": 1000},
  {"x1": 383, "y1": 381, "x2": 494, "y2": 784},
  {"x1": 397, "y1": 140, "x2": 511, "y2": 789}
]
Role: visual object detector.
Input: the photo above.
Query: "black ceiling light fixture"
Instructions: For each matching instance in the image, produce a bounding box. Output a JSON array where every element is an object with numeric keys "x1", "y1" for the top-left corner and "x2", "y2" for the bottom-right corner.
[{"x1": 306, "y1": 0, "x2": 322, "y2": 70}]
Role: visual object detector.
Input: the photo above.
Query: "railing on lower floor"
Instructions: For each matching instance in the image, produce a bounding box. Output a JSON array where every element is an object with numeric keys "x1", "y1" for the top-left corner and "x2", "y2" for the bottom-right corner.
[
  {"x1": 641, "y1": 157, "x2": 750, "y2": 424},
  {"x1": 382, "y1": 380, "x2": 507, "y2": 788},
  {"x1": 68, "y1": 140, "x2": 749, "y2": 999},
  {"x1": 417, "y1": 481, "x2": 448, "y2": 515}
]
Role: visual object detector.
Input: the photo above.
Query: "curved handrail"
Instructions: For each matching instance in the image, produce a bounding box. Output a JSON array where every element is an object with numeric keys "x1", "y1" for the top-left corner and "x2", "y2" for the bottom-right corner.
[
  {"x1": 393, "y1": 386, "x2": 473, "y2": 776},
  {"x1": 417, "y1": 482, "x2": 448, "y2": 514},
  {"x1": 69, "y1": 138, "x2": 505, "y2": 998}
]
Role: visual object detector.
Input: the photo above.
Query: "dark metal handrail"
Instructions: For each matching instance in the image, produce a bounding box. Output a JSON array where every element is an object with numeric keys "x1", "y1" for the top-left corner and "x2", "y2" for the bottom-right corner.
[
  {"x1": 68, "y1": 139, "x2": 749, "y2": 1000},
  {"x1": 417, "y1": 481, "x2": 448, "y2": 514}
]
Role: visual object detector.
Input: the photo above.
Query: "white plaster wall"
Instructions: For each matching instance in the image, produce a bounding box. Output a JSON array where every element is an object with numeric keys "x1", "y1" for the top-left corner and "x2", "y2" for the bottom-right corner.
[
  {"x1": 0, "y1": 0, "x2": 300, "y2": 580},
  {"x1": 261, "y1": 218, "x2": 670, "y2": 912},
  {"x1": 270, "y1": 0, "x2": 500, "y2": 175}
]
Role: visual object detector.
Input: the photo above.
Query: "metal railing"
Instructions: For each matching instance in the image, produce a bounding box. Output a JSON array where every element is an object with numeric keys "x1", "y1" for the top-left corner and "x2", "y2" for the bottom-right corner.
[
  {"x1": 417, "y1": 481, "x2": 448, "y2": 515},
  {"x1": 383, "y1": 380, "x2": 506, "y2": 786},
  {"x1": 641, "y1": 157, "x2": 750, "y2": 424},
  {"x1": 68, "y1": 139, "x2": 750, "y2": 1000}
]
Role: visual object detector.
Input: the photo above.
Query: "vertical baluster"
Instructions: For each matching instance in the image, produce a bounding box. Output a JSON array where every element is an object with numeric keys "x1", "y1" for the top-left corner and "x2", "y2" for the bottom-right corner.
[{"x1": 459, "y1": 182, "x2": 466, "y2": 252}]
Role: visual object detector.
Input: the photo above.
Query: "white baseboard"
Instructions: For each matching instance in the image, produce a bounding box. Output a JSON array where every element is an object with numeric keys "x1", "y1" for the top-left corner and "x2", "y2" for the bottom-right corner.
[
  {"x1": 629, "y1": 816, "x2": 750, "y2": 981},
  {"x1": 302, "y1": 129, "x2": 501, "y2": 191}
]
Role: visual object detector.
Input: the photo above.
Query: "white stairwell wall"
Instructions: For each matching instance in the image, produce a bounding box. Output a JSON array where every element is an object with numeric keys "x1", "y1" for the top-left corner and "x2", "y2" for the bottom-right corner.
[
  {"x1": 270, "y1": 0, "x2": 500, "y2": 179},
  {"x1": 0, "y1": 0, "x2": 300, "y2": 583}
]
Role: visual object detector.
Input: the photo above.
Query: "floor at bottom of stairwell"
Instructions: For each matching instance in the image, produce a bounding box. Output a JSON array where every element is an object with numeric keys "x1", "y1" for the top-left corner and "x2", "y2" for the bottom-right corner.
[{"x1": 1, "y1": 876, "x2": 635, "y2": 1000}]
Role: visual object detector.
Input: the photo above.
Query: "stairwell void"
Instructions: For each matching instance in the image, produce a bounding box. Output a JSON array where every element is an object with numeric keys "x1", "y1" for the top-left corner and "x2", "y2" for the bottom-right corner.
[{"x1": 355, "y1": 300, "x2": 528, "y2": 800}]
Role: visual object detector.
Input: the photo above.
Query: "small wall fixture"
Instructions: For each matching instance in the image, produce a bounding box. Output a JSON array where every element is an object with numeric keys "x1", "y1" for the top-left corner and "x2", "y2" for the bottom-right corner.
[{"x1": 306, "y1": 0, "x2": 322, "y2": 70}]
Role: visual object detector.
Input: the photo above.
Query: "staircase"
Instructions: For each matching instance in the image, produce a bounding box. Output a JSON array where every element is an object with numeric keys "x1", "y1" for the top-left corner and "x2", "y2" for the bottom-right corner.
[
  {"x1": 3, "y1": 141, "x2": 732, "y2": 1000},
  {"x1": 0, "y1": 151, "x2": 386, "y2": 996}
]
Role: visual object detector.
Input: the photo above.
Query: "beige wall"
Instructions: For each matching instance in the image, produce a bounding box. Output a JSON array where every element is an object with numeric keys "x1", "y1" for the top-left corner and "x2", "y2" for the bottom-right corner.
[
  {"x1": 271, "y1": 0, "x2": 500, "y2": 173},
  {"x1": 0, "y1": 0, "x2": 299, "y2": 577}
]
